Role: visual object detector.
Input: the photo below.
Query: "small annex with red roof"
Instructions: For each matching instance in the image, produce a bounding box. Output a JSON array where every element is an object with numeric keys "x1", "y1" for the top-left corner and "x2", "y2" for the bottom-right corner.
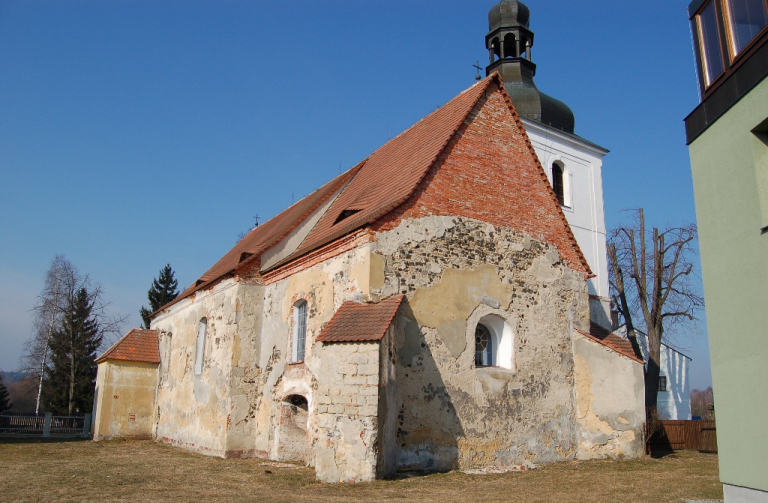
[
  {"x1": 95, "y1": 73, "x2": 644, "y2": 482},
  {"x1": 92, "y1": 329, "x2": 162, "y2": 441}
]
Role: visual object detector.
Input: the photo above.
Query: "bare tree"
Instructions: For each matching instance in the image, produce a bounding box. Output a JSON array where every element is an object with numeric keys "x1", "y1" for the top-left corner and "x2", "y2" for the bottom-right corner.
[
  {"x1": 691, "y1": 387, "x2": 715, "y2": 420},
  {"x1": 21, "y1": 256, "x2": 126, "y2": 414},
  {"x1": 607, "y1": 209, "x2": 704, "y2": 440},
  {"x1": 21, "y1": 256, "x2": 77, "y2": 414}
]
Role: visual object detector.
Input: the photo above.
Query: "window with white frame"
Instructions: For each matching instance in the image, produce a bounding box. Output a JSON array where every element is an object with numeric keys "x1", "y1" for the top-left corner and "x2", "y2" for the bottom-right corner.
[
  {"x1": 194, "y1": 318, "x2": 207, "y2": 375},
  {"x1": 474, "y1": 314, "x2": 514, "y2": 370},
  {"x1": 292, "y1": 301, "x2": 307, "y2": 362}
]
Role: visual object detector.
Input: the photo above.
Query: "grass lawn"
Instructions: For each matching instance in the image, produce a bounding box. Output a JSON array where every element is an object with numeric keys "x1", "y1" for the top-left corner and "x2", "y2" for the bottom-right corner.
[{"x1": 0, "y1": 438, "x2": 722, "y2": 503}]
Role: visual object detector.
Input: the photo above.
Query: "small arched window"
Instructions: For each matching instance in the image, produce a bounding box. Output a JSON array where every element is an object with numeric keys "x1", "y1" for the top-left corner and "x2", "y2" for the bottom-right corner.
[
  {"x1": 552, "y1": 162, "x2": 565, "y2": 206},
  {"x1": 292, "y1": 301, "x2": 307, "y2": 362},
  {"x1": 475, "y1": 323, "x2": 494, "y2": 367},
  {"x1": 474, "y1": 315, "x2": 515, "y2": 370},
  {"x1": 195, "y1": 318, "x2": 207, "y2": 375}
]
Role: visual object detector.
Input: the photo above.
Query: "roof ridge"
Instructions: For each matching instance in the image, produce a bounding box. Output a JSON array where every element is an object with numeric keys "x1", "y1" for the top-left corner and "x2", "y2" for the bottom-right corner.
[
  {"x1": 158, "y1": 163, "x2": 363, "y2": 314},
  {"x1": 372, "y1": 77, "x2": 492, "y2": 151},
  {"x1": 281, "y1": 75, "x2": 498, "y2": 264},
  {"x1": 235, "y1": 161, "x2": 366, "y2": 275},
  {"x1": 360, "y1": 76, "x2": 496, "y2": 219}
]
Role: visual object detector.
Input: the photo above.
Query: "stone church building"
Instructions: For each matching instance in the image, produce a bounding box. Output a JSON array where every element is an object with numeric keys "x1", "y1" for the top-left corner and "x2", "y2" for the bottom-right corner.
[{"x1": 93, "y1": 1, "x2": 645, "y2": 483}]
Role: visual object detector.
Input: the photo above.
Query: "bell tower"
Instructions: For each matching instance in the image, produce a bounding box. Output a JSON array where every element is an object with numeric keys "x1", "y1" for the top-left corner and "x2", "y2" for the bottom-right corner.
[
  {"x1": 484, "y1": 0, "x2": 612, "y2": 330},
  {"x1": 485, "y1": 0, "x2": 575, "y2": 134}
]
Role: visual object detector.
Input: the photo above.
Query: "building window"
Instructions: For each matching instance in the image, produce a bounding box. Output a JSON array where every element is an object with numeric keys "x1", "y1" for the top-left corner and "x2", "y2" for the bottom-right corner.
[
  {"x1": 473, "y1": 315, "x2": 515, "y2": 370},
  {"x1": 475, "y1": 324, "x2": 494, "y2": 367},
  {"x1": 162, "y1": 331, "x2": 172, "y2": 380},
  {"x1": 552, "y1": 162, "x2": 566, "y2": 206},
  {"x1": 697, "y1": 0, "x2": 726, "y2": 86},
  {"x1": 723, "y1": 0, "x2": 768, "y2": 57},
  {"x1": 292, "y1": 301, "x2": 307, "y2": 363},
  {"x1": 194, "y1": 318, "x2": 207, "y2": 375},
  {"x1": 658, "y1": 376, "x2": 668, "y2": 392}
]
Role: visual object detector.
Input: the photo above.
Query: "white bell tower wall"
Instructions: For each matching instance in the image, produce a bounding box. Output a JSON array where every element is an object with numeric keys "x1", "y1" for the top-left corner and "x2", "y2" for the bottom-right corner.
[{"x1": 522, "y1": 118, "x2": 612, "y2": 329}]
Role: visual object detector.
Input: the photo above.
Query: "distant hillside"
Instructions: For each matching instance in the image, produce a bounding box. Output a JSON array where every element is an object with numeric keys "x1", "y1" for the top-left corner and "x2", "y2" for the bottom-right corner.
[
  {"x1": 1, "y1": 373, "x2": 38, "y2": 413},
  {"x1": 0, "y1": 371, "x2": 29, "y2": 383}
]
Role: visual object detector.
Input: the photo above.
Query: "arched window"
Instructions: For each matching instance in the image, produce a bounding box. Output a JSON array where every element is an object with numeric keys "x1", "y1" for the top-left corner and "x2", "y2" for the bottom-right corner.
[
  {"x1": 475, "y1": 323, "x2": 494, "y2": 367},
  {"x1": 194, "y1": 318, "x2": 207, "y2": 375},
  {"x1": 292, "y1": 301, "x2": 307, "y2": 362},
  {"x1": 552, "y1": 162, "x2": 565, "y2": 206},
  {"x1": 474, "y1": 315, "x2": 515, "y2": 370}
]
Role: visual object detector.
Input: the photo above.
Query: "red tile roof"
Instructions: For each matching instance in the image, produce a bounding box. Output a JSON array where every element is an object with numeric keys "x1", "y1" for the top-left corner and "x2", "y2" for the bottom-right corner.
[
  {"x1": 160, "y1": 166, "x2": 361, "y2": 312},
  {"x1": 285, "y1": 78, "x2": 495, "y2": 265},
  {"x1": 96, "y1": 328, "x2": 160, "y2": 364},
  {"x1": 154, "y1": 73, "x2": 591, "y2": 317},
  {"x1": 577, "y1": 322, "x2": 644, "y2": 364},
  {"x1": 316, "y1": 295, "x2": 405, "y2": 343}
]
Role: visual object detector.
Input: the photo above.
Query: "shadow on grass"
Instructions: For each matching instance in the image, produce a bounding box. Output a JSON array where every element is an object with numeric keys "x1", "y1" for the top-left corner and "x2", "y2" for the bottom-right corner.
[{"x1": 650, "y1": 447, "x2": 679, "y2": 459}]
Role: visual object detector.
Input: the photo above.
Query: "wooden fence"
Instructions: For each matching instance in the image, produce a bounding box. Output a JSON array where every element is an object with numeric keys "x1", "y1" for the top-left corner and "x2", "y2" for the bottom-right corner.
[
  {"x1": 650, "y1": 420, "x2": 717, "y2": 453},
  {"x1": 0, "y1": 413, "x2": 92, "y2": 438}
]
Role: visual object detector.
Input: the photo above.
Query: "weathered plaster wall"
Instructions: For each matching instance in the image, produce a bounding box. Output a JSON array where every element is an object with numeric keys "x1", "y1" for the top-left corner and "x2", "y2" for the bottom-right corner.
[
  {"x1": 377, "y1": 323, "x2": 399, "y2": 478},
  {"x1": 314, "y1": 341, "x2": 382, "y2": 483},
  {"x1": 256, "y1": 242, "x2": 383, "y2": 476},
  {"x1": 524, "y1": 117, "x2": 611, "y2": 329},
  {"x1": 93, "y1": 361, "x2": 158, "y2": 440},
  {"x1": 572, "y1": 333, "x2": 645, "y2": 459},
  {"x1": 373, "y1": 215, "x2": 590, "y2": 471},
  {"x1": 151, "y1": 278, "x2": 263, "y2": 457},
  {"x1": 225, "y1": 282, "x2": 264, "y2": 456}
]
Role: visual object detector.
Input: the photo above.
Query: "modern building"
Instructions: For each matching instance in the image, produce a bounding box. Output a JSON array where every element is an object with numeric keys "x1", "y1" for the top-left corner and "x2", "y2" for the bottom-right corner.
[{"x1": 685, "y1": 0, "x2": 768, "y2": 501}]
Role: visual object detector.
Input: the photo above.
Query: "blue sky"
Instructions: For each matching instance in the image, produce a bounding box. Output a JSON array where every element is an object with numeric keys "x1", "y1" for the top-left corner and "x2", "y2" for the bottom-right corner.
[{"x1": 0, "y1": 1, "x2": 712, "y2": 389}]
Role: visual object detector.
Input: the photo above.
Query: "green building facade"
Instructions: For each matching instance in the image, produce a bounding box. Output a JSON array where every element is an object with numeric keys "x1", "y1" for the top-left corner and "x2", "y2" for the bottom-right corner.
[{"x1": 685, "y1": 1, "x2": 768, "y2": 501}]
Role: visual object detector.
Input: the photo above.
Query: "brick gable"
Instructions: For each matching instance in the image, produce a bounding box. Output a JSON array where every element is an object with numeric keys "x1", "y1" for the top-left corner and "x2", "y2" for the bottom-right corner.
[{"x1": 373, "y1": 79, "x2": 590, "y2": 275}]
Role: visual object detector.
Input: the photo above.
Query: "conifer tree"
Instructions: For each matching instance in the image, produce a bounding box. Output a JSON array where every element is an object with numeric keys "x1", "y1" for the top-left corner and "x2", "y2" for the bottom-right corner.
[
  {"x1": 42, "y1": 287, "x2": 103, "y2": 414},
  {"x1": 0, "y1": 375, "x2": 12, "y2": 412},
  {"x1": 140, "y1": 264, "x2": 180, "y2": 328}
]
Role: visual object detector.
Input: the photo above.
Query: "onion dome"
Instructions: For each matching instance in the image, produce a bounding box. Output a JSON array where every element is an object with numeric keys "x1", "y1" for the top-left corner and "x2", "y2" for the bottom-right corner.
[
  {"x1": 484, "y1": 0, "x2": 576, "y2": 133},
  {"x1": 488, "y1": 0, "x2": 530, "y2": 30}
]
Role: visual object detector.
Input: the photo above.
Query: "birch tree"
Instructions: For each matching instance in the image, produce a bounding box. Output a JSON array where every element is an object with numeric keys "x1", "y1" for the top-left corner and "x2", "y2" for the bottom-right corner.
[
  {"x1": 607, "y1": 209, "x2": 704, "y2": 438},
  {"x1": 21, "y1": 255, "x2": 77, "y2": 414},
  {"x1": 22, "y1": 255, "x2": 126, "y2": 414}
]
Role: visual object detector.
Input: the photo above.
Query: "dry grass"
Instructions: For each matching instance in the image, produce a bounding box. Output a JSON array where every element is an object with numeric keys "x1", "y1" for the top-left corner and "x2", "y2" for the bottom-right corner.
[{"x1": 0, "y1": 438, "x2": 722, "y2": 503}]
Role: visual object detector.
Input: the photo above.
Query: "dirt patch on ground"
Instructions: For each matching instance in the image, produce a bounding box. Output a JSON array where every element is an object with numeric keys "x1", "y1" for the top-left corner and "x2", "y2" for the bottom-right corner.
[{"x1": 0, "y1": 438, "x2": 723, "y2": 503}]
